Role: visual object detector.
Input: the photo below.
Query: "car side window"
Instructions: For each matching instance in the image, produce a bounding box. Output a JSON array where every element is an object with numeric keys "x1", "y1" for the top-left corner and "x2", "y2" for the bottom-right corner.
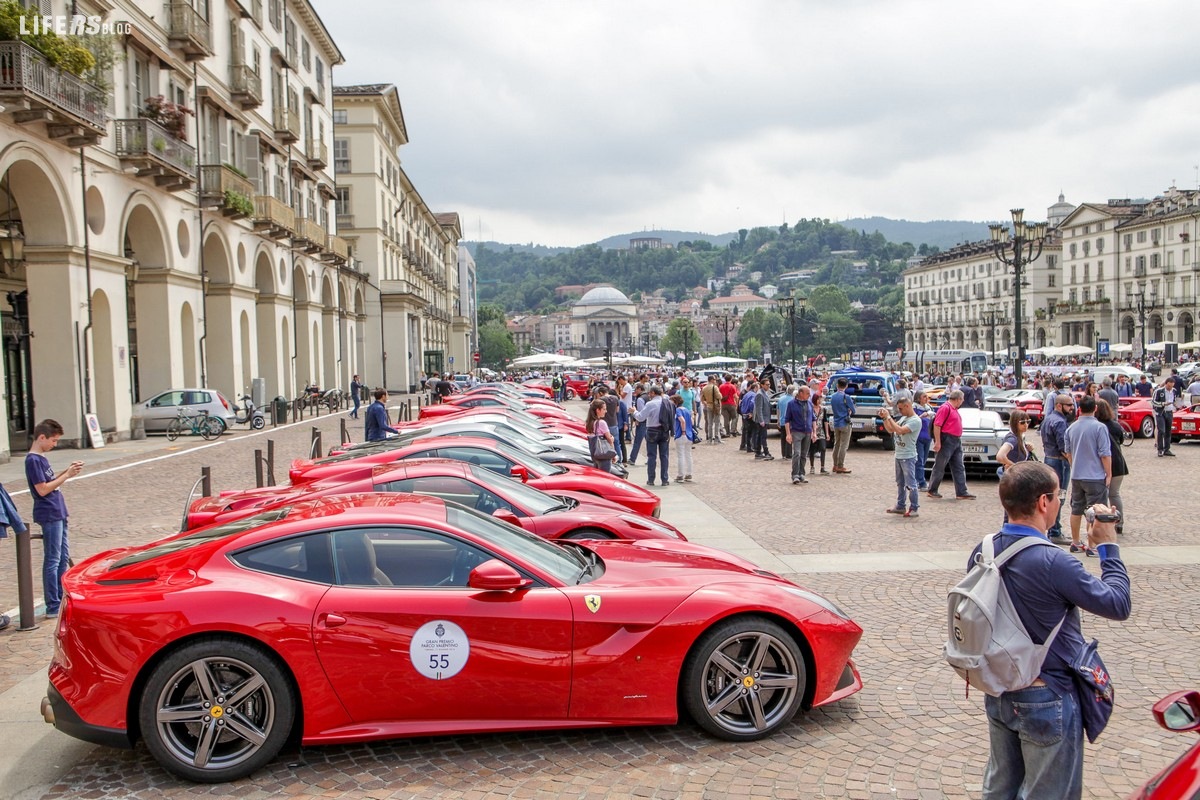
[
  {"x1": 378, "y1": 476, "x2": 515, "y2": 516},
  {"x1": 350, "y1": 527, "x2": 492, "y2": 588},
  {"x1": 152, "y1": 391, "x2": 186, "y2": 408},
  {"x1": 231, "y1": 533, "x2": 335, "y2": 584},
  {"x1": 435, "y1": 446, "x2": 513, "y2": 476}
]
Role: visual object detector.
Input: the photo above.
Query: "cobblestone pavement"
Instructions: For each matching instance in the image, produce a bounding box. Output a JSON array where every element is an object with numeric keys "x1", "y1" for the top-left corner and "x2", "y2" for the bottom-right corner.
[{"x1": 3, "y1": 407, "x2": 1197, "y2": 799}]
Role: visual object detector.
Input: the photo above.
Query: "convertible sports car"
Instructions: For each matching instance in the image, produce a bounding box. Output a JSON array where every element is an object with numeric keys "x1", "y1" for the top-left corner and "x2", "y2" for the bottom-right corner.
[
  {"x1": 291, "y1": 436, "x2": 662, "y2": 517},
  {"x1": 187, "y1": 459, "x2": 682, "y2": 540},
  {"x1": 42, "y1": 494, "x2": 863, "y2": 782}
]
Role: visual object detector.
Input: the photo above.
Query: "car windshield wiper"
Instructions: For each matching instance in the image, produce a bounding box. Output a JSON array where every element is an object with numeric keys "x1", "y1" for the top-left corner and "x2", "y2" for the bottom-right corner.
[
  {"x1": 575, "y1": 548, "x2": 601, "y2": 584},
  {"x1": 559, "y1": 540, "x2": 590, "y2": 569}
]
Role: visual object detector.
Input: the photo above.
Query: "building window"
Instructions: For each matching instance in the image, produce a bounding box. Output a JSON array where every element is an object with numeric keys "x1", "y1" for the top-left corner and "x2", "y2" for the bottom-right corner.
[
  {"x1": 1097, "y1": 262, "x2": 1103, "y2": 281},
  {"x1": 1046, "y1": 255, "x2": 1056, "y2": 269},
  {"x1": 268, "y1": 0, "x2": 281, "y2": 30},
  {"x1": 1082, "y1": 240, "x2": 1090, "y2": 256},
  {"x1": 1137, "y1": 230, "x2": 1147, "y2": 243},
  {"x1": 1083, "y1": 288, "x2": 1090, "y2": 303},
  {"x1": 1069, "y1": 243, "x2": 1077, "y2": 258},
  {"x1": 1096, "y1": 238, "x2": 1104, "y2": 253},
  {"x1": 333, "y1": 108, "x2": 347, "y2": 124},
  {"x1": 1048, "y1": 274, "x2": 1056, "y2": 287},
  {"x1": 1070, "y1": 265, "x2": 1076, "y2": 283},
  {"x1": 333, "y1": 139, "x2": 349, "y2": 172},
  {"x1": 1069, "y1": 289, "x2": 1077, "y2": 304},
  {"x1": 1151, "y1": 253, "x2": 1160, "y2": 270},
  {"x1": 301, "y1": 38, "x2": 310, "y2": 70},
  {"x1": 1083, "y1": 264, "x2": 1089, "y2": 283},
  {"x1": 1124, "y1": 234, "x2": 1132, "y2": 249},
  {"x1": 335, "y1": 188, "x2": 349, "y2": 215}
]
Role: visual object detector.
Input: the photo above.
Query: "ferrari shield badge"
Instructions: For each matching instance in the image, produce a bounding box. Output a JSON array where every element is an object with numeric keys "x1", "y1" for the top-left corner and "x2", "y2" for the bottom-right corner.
[{"x1": 584, "y1": 594, "x2": 602, "y2": 614}]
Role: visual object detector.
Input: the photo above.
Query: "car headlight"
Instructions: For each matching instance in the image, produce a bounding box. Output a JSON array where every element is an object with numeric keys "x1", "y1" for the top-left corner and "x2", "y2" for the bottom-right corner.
[{"x1": 783, "y1": 587, "x2": 852, "y2": 620}]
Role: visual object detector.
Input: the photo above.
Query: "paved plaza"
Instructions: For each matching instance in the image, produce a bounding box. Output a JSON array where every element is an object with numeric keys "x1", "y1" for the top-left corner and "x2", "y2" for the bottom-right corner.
[{"x1": 0, "y1": 404, "x2": 1197, "y2": 799}]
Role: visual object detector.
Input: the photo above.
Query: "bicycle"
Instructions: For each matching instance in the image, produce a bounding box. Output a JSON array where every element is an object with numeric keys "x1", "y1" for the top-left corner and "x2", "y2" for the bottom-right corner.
[
  {"x1": 165, "y1": 407, "x2": 225, "y2": 441},
  {"x1": 1117, "y1": 420, "x2": 1135, "y2": 447}
]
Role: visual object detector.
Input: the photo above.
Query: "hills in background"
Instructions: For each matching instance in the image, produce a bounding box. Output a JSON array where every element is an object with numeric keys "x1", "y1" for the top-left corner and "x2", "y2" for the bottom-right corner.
[{"x1": 463, "y1": 218, "x2": 994, "y2": 257}]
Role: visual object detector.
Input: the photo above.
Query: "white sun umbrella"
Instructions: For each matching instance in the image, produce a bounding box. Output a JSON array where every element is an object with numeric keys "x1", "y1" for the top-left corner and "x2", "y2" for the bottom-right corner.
[
  {"x1": 1108, "y1": 342, "x2": 1133, "y2": 354},
  {"x1": 1056, "y1": 344, "x2": 1097, "y2": 357},
  {"x1": 688, "y1": 355, "x2": 748, "y2": 367},
  {"x1": 617, "y1": 355, "x2": 666, "y2": 366},
  {"x1": 512, "y1": 352, "x2": 576, "y2": 367},
  {"x1": 1180, "y1": 340, "x2": 1200, "y2": 349},
  {"x1": 1145, "y1": 341, "x2": 1177, "y2": 353}
]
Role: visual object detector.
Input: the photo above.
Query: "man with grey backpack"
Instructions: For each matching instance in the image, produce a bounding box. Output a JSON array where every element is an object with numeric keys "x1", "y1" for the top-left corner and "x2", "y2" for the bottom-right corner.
[{"x1": 945, "y1": 462, "x2": 1130, "y2": 800}]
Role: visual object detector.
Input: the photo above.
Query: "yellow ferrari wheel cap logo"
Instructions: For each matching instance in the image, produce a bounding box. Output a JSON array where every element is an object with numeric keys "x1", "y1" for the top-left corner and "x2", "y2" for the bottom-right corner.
[
  {"x1": 584, "y1": 595, "x2": 602, "y2": 613},
  {"x1": 210, "y1": 706, "x2": 224, "y2": 718},
  {"x1": 742, "y1": 676, "x2": 755, "y2": 688}
]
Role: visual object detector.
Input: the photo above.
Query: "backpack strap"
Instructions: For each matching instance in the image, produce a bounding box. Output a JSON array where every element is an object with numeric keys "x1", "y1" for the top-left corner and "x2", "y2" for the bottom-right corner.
[{"x1": 980, "y1": 533, "x2": 1056, "y2": 568}]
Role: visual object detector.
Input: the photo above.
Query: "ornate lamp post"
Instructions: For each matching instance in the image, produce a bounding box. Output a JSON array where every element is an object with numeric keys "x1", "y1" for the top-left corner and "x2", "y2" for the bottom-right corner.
[
  {"x1": 775, "y1": 291, "x2": 807, "y2": 373},
  {"x1": 990, "y1": 209, "x2": 1047, "y2": 385},
  {"x1": 716, "y1": 313, "x2": 738, "y2": 357},
  {"x1": 1128, "y1": 279, "x2": 1162, "y2": 363}
]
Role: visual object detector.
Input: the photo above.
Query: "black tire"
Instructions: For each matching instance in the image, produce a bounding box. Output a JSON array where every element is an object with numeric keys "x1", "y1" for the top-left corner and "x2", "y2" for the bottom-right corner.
[
  {"x1": 250, "y1": 415, "x2": 265, "y2": 430},
  {"x1": 138, "y1": 638, "x2": 295, "y2": 783},
  {"x1": 1139, "y1": 416, "x2": 1155, "y2": 439},
  {"x1": 880, "y1": 433, "x2": 895, "y2": 451},
  {"x1": 1172, "y1": 435, "x2": 1183, "y2": 444},
  {"x1": 562, "y1": 528, "x2": 617, "y2": 541},
  {"x1": 682, "y1": 616, "x2": 806, "y2": 741},
  {"x1": 200, "y1": 417, "x2": 224, "y2": 441},
  {"x1": 566, "y1": 389, "x2": 576, "y2": 400},
  {"x1": 166, "y1": 419, "x2": 183, "y2": 442}
]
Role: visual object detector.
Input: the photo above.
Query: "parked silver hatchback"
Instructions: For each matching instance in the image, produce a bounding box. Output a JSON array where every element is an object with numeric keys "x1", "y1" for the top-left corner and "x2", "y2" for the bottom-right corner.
[{"x1": 133, "y1": 388, "x2": 236, "y2": 434}]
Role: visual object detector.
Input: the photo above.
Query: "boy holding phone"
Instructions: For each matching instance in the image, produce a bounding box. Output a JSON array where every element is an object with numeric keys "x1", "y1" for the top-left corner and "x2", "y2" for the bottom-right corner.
[{"x1": 25, "y1": 419, "x2": 83, "y2": 618}]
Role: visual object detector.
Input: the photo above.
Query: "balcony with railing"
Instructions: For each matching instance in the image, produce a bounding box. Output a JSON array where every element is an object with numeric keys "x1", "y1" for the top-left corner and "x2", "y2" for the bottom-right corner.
[
  {"x1": 335, "y1": 213, "x2": 355, "y2": 230},
  {"x1": 306, "y1": 139, "x2": 327, "y2": 169},
  {"x1": 272, "y1": 106, "x2": 299, "y2": 143},
  {"x1": 166, "y1": 1, "x2": 213, "y2": 60},
  {"x1": 0, "y1": 41, "x2": 108, "y2": 145},
  {"x1": 114, "y1": 118, "x2": 196, "y2": 190},
  {"x1": 199, "y1": 164, "x2": 255, "y2": 217},
  {"x1": 293, "y1": 216, "x2": 325, "y2": 253},
  {"x1": 253, "y1": 195, "x2": 294, "y2": 238},
  {"x1": 323, "y1": 234, "x2": 349, "y2": 264},
  {"x1": 229, "y1": 64, "x2": 262, "y2": 109}
]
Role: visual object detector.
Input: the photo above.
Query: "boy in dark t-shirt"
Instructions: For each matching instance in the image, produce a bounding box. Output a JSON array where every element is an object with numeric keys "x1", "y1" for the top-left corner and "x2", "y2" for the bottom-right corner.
[{"x1": 25, "y1": 419, "x2": 82, "y2": 617}]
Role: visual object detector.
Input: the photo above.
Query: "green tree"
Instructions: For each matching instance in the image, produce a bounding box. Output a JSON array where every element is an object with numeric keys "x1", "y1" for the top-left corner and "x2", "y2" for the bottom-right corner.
[
  {"x1": 477, "y1": 320, "x2": 515, "y2": 369},
  {"x1": 660, "y1": 317, "x2": 701, "y2": 362},
  {"x1": 739, "y1": 336, "x2": 762, "y2": 361},
  {"x1": 806, "y1": 284, "x2": 852, "y2": 317},
  {"x1": 477, "y1": 302, "x2": 507, "y2": 326},
  {"x1": 737, "y1": 308, "x2": 782, "y2": 348}
]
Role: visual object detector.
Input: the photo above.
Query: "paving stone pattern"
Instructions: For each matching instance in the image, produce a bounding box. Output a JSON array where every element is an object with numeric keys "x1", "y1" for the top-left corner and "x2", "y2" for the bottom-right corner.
[{"x1": 4, "y1": 411, "x2": 1197, "y2": 798}]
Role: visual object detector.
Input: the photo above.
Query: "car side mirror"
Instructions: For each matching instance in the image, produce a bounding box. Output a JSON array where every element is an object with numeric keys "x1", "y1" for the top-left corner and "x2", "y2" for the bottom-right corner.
[
  {"x1": 1153, "y1": 691, "x2": 1200, "y2": 732},
  {"x1": 491, "y1": 508, "x2": 522, "y2": 527},
  {"x1": 510, "y1": 465, "x2": 529, "y2": 483},
  {"x1": 467, "y1": 559, "x2": 532, "y2": 591}
]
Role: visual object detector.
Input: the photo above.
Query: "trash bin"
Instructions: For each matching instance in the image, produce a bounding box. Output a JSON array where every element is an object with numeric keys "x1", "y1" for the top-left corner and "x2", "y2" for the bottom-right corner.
[{"x1": 273, "y1": 395, "x2": 289, "y2": 424}]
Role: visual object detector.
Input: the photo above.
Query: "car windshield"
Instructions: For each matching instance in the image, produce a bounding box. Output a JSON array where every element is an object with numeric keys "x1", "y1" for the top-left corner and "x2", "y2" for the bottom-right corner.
[
  {"x1": 445, "y1": 504, "x2": 580, "y2": 583},
  {"x1": 314, "y1": 434, "x2": 425, "y2": 464},
  {"x1": 468, "y1": 464, "x2": 566, "y2": 514},
  {"x1": 488, "y1": 440, "x2": 563, "y2": 477},
  {"x1": 110, "y1": 507, "x2": 293, "y2": 569}
]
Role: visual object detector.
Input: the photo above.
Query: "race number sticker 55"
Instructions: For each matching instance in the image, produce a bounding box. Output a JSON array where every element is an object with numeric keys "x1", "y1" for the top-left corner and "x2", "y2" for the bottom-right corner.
[{"x1": 410, "y1": 620, "x2": 470, "y2": 680}]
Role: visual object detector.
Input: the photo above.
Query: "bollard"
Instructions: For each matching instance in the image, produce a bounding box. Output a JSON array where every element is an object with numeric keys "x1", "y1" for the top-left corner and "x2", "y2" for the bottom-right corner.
[
  {"x1": 15, "y1": 529, "x2": 37, "y2": 630},
  {"x1": 201, "y1": 466, "x2": 211, "y2": 497},
  {"x1": 340, "y1": 417, "x2": 348, "y2": 445},
  {"x1": 267, "y1": 439, "x2": 276, "y2": 486},
  {"x1": 310, "y1": 426, "x2": 322, "y2": 459},
  {"x1": 254, "y1": 448, "x2": 264, "y2": 488}
]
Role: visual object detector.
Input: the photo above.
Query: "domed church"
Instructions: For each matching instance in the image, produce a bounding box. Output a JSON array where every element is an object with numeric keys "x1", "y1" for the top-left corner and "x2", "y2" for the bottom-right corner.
[{"x1": 570, "y1": 285, "x2": 639, "y2": 353}]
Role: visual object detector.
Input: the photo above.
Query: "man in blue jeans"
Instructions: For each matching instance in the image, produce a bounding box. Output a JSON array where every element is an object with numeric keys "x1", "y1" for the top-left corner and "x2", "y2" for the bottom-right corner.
[
  {"x1": 25, "y1": 419, "x2": 83, "y2": 618},
  {"x1": 1039, "y1": 395, "x2": 1073, "y2": 543},
  {"x1": 973, "y1": 462, "x2": 1130, "y2": 800}
]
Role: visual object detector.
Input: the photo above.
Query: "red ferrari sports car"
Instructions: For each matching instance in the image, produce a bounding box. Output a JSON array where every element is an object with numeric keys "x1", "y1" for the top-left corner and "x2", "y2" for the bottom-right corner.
[
  {"x1": 418, "y1": 403, "x2": 588, "y2": 433},
  {"x1": 188, "y1": 459, "x2": 684, "y2": 540},
  {"x1": 42, "y1": 493, "x2": 863, "y2": 783},
  {"x1": 290, "y1": 436, "x2": 662, "y2": 517},
  {"x1": 1131, "y1": 689, "x2": 1200, "y2": 798},
  {"x1": 1171, "y1": 403, "x2": 1200, "y2": 442},
  {"x1": 1117, "y1": 397, "x2": 1157, "y2": 439}
]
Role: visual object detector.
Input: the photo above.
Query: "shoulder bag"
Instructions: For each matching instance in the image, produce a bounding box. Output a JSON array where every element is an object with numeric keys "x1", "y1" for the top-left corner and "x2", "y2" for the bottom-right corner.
[{"x1": 589, "y1": 434, "x2": 616, "y2": 461}]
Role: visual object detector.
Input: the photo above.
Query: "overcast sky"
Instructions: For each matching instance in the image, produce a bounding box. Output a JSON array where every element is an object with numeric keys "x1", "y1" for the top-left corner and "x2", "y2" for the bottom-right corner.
[{"x1": 313, "y1": 0, "x2": 1200, "y2": 247}]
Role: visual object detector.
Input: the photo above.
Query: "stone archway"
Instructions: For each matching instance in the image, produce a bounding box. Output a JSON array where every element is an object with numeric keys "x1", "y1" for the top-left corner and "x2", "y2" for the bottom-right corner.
[
  {"x1": 0, "y1": 153, "x2": 74, "y2": 452},
  {"x1": 320, "y1": 274, "x2": 336, "y2": 388},
  {"x1": 90, "y1": 288, "x2": 117, "y2": 430},
  {"x1": 202, "y1": 228, "x2": 236, "y2": 397},
  {"x1": 122, "y1": 201, "x2": 171, "y2": 397},
  {"x1": 1181, "y1": 312, "x2": 1194, "y2": 344},
  {"x1": 254, "y1": 250, "x2": 281, "y2": 398}
]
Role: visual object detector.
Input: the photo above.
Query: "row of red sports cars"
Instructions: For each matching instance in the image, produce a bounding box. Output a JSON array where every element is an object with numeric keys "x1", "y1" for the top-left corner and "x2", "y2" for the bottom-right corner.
[{"x1": 42, "y1": 381, "x2": 866, "y2": 783}]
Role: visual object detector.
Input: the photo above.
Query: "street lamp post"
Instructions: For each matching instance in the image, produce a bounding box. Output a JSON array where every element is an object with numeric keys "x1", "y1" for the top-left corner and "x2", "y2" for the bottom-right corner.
[
  {"x1": 1094, "y1": 330, "x2": 1100, "y2": 366},
  {"x1": 982, "y1": 303, "x2": 999, "y2": 362},
  {"x1": 775, "y1": 292, "x2": 807, "y2": 374},
  {"x1": 990, "y1": 209, "x2": 1048, "y2": 386},
  {"x1": 1128, "y1": 279, "x2": 1162, "y2": 364},
  {"x1": 717, "y1": 313, "x2": 738, "y2": 357}
]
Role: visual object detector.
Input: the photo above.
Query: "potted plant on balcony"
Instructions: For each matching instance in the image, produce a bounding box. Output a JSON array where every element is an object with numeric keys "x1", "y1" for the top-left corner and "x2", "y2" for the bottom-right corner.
[
  {"x1": 223, "y1": 189, "x2": 255, "y2": 217},
  {"x1": 0, "y1": 3, "x2": 96, "y2": 77},
  {"x1": 140, "y1": 95, "x2": 194, "y2": 141}
]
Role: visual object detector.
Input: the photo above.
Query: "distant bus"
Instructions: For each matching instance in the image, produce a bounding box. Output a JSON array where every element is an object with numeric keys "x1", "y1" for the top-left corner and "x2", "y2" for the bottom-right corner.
[{"x1": 901, "y1": 350, "x2": 989, "y2": 376}]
